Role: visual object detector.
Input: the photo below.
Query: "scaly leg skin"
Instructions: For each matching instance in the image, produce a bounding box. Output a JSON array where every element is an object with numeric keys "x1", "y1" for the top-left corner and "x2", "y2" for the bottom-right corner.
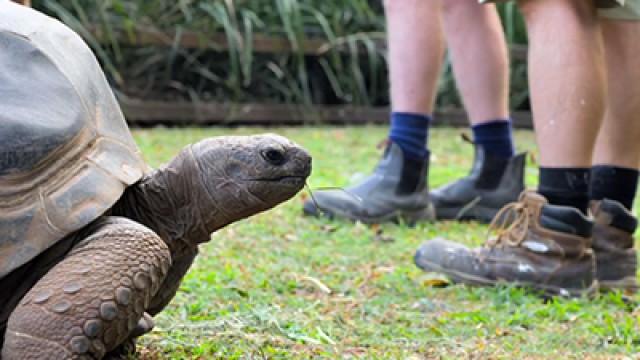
[
  {"x1": 2, "y1": 217, "x2": 171, "y2": 360},
  {"x1": 147, "y1": 247, "x2": 198, "y2": 316},
  {"x1": 102, "y1": 313, "x2": 155, "y2": 360},
  {"x1": 102, "y1": 249, "x2": 198, "y2": 359},
  {"x1": 102, "y1": 244, "x2": 198, "y2": 359}
]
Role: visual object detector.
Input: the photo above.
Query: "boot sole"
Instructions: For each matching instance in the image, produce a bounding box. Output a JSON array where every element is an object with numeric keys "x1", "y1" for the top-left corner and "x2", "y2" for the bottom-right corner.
[
  {"x1": 414, "y1": 256, "x2": 597, "y2": 298},
  {"x1": 598, "y1": 277, "x2": 638, "y2": 293},
  {"x1": 303, "y1": 201, "x2": 435, "y2": 225},
  {"x1": 434, "y1": 204, "x2": 501, "y2": 223}
]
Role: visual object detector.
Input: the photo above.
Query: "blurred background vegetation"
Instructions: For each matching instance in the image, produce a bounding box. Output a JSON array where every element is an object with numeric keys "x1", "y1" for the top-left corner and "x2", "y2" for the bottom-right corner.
[{"x1": 32, "y1": 0, "x2": 529, "y2": 111}]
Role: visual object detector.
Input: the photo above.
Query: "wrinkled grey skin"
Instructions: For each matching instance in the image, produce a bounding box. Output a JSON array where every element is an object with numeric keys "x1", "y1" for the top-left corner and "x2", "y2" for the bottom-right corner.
[
  {"x1": 1, "y1": 134, "x2": 311, "y2": 359},
  {"x1": 115, "y1": 134, "x2": 312, "y2": 255},
  {"x1": 112, "y1": 134, "x2": 312, "y2": 315}
]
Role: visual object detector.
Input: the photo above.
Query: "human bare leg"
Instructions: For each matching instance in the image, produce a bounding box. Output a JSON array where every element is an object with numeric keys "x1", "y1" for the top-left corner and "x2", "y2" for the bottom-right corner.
[
  {"x1": 430, "y1": 0, "x2": 524, "y2": 222},
  {"x1": 442, "y1": 0, "x2": 509, "y2": 125},
  {"x1": 591, "y1": 19, "x2": 640, "y2": 208}
]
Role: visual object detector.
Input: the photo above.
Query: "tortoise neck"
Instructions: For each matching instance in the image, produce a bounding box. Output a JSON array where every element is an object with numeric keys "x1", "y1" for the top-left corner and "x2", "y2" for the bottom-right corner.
[{"x1": 111, "y1": 146, "x2": 230, "y2": 256}]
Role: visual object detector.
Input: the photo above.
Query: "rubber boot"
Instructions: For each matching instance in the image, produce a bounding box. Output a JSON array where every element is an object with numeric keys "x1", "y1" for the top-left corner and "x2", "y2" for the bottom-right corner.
[
  {"x1": 303, "y1": 141, "x2": 434, "y2": 224},
  {"x1": 431, "y1": 142, "x2": 525, "y2": 223}
]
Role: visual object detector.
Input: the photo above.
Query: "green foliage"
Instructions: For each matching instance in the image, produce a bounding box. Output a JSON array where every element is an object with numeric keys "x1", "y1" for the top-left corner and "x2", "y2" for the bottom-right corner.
[
  {"x1": 129, "y1": 126, "x2": 639, "y2": 358},
  {"x1": 34, "y1": 0, "x2": 530, "y2": 110}
]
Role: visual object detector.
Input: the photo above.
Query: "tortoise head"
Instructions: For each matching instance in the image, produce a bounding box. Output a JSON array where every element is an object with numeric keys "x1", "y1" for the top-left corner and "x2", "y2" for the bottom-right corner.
[
  {"x1": 189, "y1": 133, "x2": 312, "y2": 233},
  {"x1": 115, "y1": 133, "x2": 311, "y2": 251}
]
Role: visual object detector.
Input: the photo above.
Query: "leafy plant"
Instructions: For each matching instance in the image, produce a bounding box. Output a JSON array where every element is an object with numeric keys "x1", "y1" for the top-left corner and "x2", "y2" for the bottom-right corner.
[{"x1": 33, "y1": 0, "x2": 529, "y2": 110}]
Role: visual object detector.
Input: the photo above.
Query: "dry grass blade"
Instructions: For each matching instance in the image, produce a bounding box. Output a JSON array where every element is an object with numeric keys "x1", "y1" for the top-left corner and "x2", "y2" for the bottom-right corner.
[{"x1": 297, "y1": 274, "x2": 332, "y2": 295}]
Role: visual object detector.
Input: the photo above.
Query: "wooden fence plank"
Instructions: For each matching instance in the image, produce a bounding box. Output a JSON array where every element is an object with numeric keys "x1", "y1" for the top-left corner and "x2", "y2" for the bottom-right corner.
[
  {"x1": 120, "y1": 98, "x2": 532, "y2": 128},
  {"x1": 89, "y1": 27, "x2": 372, "y2": 55},
  {"x1": 90, "y1": 27, "x2": 528, "y2": 60}
]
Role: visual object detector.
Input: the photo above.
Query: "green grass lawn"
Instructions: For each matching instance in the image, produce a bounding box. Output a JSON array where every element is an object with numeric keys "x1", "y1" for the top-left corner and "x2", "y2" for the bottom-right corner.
[{"x1": 132, "y1": 126, "x2": 639, "y2": 359}]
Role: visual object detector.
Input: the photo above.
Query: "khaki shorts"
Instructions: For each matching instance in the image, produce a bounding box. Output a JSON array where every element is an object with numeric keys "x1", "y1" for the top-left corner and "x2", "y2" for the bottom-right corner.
[
  {"x1": 480, "y1": 0, "x2": 640, "y2": 20},
  {"x1": 599, "y1": 0, "x2": 640, "y2": 20}
]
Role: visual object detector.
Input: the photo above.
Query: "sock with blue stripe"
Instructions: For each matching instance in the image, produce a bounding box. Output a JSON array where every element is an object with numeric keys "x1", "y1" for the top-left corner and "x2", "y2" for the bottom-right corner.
[
  {"x1": 388, "y1": 112, "x2": 431, "y2": 161},
  {"x1": 471, "y1": 120, "x2": 515, "y2": 158}
]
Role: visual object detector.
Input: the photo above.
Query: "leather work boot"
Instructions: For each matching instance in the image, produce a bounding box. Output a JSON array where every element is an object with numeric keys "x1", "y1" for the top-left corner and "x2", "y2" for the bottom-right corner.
[
  {"x1": 303, "y1": 141, "x2": 434, "y2": 224},
  {"x1": 590, "y1": 199, "x2": 638, "y2": 292},
  {"x1": 430, "y1": 140, "x2": 526, "y2": 223},
  {"x1": 414, "y1": 191, "x2": 596, "y2": 296}
]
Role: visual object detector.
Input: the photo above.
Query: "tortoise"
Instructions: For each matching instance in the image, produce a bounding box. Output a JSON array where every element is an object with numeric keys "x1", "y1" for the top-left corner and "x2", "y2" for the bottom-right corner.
[{"x1": 0, "y1": 3, "x2": 311, "y2": 359}]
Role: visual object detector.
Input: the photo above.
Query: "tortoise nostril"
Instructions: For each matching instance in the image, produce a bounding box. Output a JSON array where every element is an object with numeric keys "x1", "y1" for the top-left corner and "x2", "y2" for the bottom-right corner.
[{"x1": 261, "y1": 148, "x2": 286, "y2": 166}]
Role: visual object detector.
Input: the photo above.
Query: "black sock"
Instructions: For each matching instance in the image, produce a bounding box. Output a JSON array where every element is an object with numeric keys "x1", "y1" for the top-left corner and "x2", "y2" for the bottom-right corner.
[
  {"x1": 538, "y1": 167, "x2": 590, "y2": 214},
  {"x1": 590, "y1": 165, "x2": 639, "y2": 210}
]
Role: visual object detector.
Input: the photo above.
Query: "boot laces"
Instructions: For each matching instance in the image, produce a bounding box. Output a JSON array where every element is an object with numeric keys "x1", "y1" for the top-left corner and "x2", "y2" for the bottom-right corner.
[{"x1": 486, "y1": 201, "x2": 531, "y2": 248}]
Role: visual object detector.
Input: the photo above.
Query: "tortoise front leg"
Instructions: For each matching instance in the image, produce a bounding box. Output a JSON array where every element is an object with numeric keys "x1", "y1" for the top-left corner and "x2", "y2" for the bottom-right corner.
[
  {"x1": 2, "y1": 217, "x2": 171, "y2": 360},
  {"x1": 147, "y1": 247, "x2": 198, "y2": 315},
  {"x1": 101, "y1": 312, "x2": 155, "y2": 360},
  {"x1": 102, "y1": 246, "x2": 198, "y2": 359}
]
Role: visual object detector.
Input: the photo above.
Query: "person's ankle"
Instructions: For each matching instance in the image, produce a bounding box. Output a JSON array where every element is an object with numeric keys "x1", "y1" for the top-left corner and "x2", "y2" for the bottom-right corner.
[
  {"x1": 589, "y1": 165, "x2": 639, "y2": 211},
  {"x1": 388, "y1": 112, "x2": 431, "y2": 161},
  {"x1": 471, "y1": 119, "x2": 515, "y2": 159},
  {"x1": 538, "y1": 167, "x2": 590, "y2": 214}
]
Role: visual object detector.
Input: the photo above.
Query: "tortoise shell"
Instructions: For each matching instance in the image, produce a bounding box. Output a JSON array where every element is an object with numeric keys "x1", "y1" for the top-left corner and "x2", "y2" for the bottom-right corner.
[{"x1": 0, "y1": 2, "x2": 148, "y2": 278}]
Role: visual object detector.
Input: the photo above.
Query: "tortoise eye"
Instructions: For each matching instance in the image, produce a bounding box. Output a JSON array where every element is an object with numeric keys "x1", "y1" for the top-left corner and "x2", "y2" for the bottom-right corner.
[{"x1": 261, "y1": 148, "x2": 286, "y2": 166}]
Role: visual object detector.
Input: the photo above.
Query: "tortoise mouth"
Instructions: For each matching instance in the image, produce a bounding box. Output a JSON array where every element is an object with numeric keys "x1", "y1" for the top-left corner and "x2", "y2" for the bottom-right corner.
[
  {"x1": 248, "y1": 175, "x2": 307, "y2": 188},
  {"x1": 251, "y1": 175, "x2": 305, "y2": 182}
]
